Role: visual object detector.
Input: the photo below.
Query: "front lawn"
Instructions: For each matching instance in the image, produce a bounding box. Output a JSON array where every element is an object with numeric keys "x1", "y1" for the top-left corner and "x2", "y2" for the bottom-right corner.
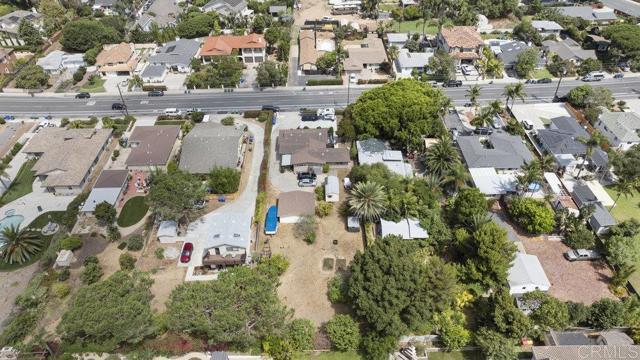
[
  {"x1": 117, "y1": 196, "x2": 149, "y2": 227},
  {"x1": 532, "y1": 67, "x2": 554, "y2": 80},
  {"x1": 390, "y1": 20, "x2": 438, "y2": 35},
  {"x1": 0, "y1": 211, "x2": 66, "y2": 272},
  {"x1": 80, "y1": 77, "x2": 106, "y2": 93},
  {"x1": 0, "y1": 159, "x2": 36, "y2": 205}
]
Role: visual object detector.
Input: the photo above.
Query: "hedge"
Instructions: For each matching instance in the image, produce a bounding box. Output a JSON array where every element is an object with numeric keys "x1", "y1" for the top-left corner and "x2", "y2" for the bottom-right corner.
[
  {"x1": 307, "y1": 79, "x2": 343, "y2": 86},
  {"x1": 243, "y1": 110, "x2": 262, "y2": 118},
  {"x1": 142, "y1": 84, "x2": 168, "y2": 91},
  {"x1": 357, "y1": 79, "x2": 389, "y2": 85}
]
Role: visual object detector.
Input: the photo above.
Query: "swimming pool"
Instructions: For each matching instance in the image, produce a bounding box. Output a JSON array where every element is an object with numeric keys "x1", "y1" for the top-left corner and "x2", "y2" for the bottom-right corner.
[{"x1": 0, "y1": 215, "x2": 25, "y2": 232}]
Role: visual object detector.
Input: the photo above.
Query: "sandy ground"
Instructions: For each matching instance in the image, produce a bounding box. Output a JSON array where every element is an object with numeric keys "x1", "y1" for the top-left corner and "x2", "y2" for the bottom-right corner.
[
  {"x1": 294, "y1": 0, "x2": 380, "y2": 30},
  {"x1": 137, "y1": 238, "x2": 187, "y2": 312},
  {"x1": 0, "y1": 122, "x2": 34, "y2": 157},
  {"x1": 0, "y1": 262, "x2": 39, "y2": 330}
]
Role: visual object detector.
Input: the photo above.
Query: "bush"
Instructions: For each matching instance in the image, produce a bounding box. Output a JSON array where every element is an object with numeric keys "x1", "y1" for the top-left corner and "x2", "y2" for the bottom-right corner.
[
  {"x1": 119, "y1": 252, "x2": 136, "y2": 271},
  {"x1": 73, "y1": 66, "x2": 87, "y2": 84},
  {"x1": 81, "y1": 262, "x2": 103, "y2": 284},
  {"x1": 256, "y1": 254, "x2": 290, "y2": 279},
  {"x1": 327, "y1": 273, "x2": 349, "y2": 303},
  {"x1": 588, "y1": 298, "x2": 624, "y2": 329},
  {"x1": 59, "y1": 235, "x2": 83, "y2": 251},
  {"x1": 325, "y1": 314, "x2": 360, "y2": 351},
  {"x1": 142, "y1": 84, "x2": 167, "y2": 92},
  {"x1": 307, "y1": 79, "x2": 343, "y2": 86},
  {"x1": 58, "y1": 268, "x2": 70, "y2": 281},
  {"x1": 154, "y1": 247, "x2": 164, "y2": 259},
  {"x1": 564, "y1": 224, "x2": 596, "y2": 249},
  {"x1": 285, "y1": 319, "x2": 315, "y2": 351},
  {"x1": 322, "y1": 163, "x2": 330, "y2": 173},
  {"x1": 10, "y1": 142, "x2": 23, "y2": 156},
  {"x1": 243, "y1": 110, "x2": 262, "y2": 118},
  {"x1": 191, "y1": 111, "x2": 205, "y2": 123},
  {"x1": 51, "y1": 283, "x2": 71, "y2": 298},
  {"x1": 107, "y1": 224, "x2": 121, "y2": 242},
  {"x1": 507, "y1": 197, "x2": 555, "y2": 234},
  {"x1": 83, "y1": 255, "x2": 98, "y2": 265},
  {"x1": 208, "y1": 167, "x2": 241, "y2": 194},
  {"x1": 221, "y1": 116, "x2": 235, "y2": 126},
  {"x1": 315, "y1": 186, "x2": 325, "y2": 201},
  {"x1": 127, "y1": 235, "x2": 144, "y2": 251},
  {"x1": 296, "y1": 215, "x2": 318, "y2": 244},
  {"x1": 258, "y1": 111, "x2": 271, "y2": 123},
  {"x1": 63, "y1": 192, "x2": 89, "y2": 229},
  {"x1": 304, "y1": 232, "x2": 316, "y2": 244},
  {"x1": 315, "y1": 201, "x2": 333, "y2": 217}
]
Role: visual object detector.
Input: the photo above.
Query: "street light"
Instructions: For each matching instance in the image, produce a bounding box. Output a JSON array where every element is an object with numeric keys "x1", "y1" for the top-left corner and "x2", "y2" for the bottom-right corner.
[
  {"x1": 116, "y1": 82, "x2": 129, "y2": 117},
  {"x1": 553, "y1": 66, "x2": 567, "y2": 102}
]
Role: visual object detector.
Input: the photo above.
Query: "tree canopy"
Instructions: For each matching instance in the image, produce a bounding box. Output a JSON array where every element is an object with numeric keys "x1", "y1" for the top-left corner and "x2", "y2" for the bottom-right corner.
[
  {"x1": 346, "y1": 79, "x2": 448, "y2": 151},
  {"x1": 61, "y1": 19, "x2": 122, "y2": 52},
  {"x1": 176, "y1": 12, "x2": 218, "y2": 39},
  {"x1": 15, "y1": 65, "x2": 49, "y2": 89},
  {"x1": 186, "y1": 56, "x2": 243, "y2": 89},
  {"x1": 463, "y1": 222, "x2": 517, "y2": 289},
  {"x1": 147, "y1": 169, "x2": 205, "y2": 222},
  {"x1": 602, "y1": 24, "x2": 640, "y2": 59},
  {"x1": 507, "y1": 197, "x2": 555, "y2": 234}
]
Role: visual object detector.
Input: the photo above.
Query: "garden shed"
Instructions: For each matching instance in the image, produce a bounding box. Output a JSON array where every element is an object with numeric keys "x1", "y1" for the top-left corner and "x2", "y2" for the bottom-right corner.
[
  {"x1": 157, "y1": 220, "x2": 178, "y2": 243},
  {"x1": 325, "y1": 175, "x2": 339, "y2": 202}
]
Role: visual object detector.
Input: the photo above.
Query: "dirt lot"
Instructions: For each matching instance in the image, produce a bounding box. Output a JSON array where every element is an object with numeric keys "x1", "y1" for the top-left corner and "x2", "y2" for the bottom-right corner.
[
  {"x1": 522, "y1": 239, "x2": 616, "y2": 305},
  {"x1": 294, "y1": 0, "x2": 381, "y2": 30}
]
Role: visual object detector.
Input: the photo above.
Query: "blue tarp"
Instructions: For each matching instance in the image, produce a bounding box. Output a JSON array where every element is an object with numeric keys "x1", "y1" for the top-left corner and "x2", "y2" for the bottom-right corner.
[{"x1": 265, "y1": 205, "x2": 278, "y2": 234}]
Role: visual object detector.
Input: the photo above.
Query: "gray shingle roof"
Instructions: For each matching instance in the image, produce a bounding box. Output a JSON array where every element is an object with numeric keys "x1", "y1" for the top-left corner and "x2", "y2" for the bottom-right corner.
[
  {"x1": 202, "y1": 0, "x2": 247, "y2": 15},
  {"x1": 590, "y1": 202, "x2": 617, "y2": 230},
  {"x1": 179, "y1": 122, "x2": 244, "y2": 173},
  {"x1": 542, "y1": 39, "x2": 597, "y2": 62},
  {"x1": 531, "y1": 20, "x2": 564, "y2": 31},
  {"x1": 599, "y1": 111, "x2": 640, "y2": 143},
  {"x1": 557, "y1": 5, "x2": 618, "y2": 21},
  {"x1": 149, "y1": 39, "x2": 201, "y2": 68},
  {"x1": 457, "y1": 134, "x2": 534, "y2": 169},
  {"x1": 602, "y1": 0, "x2": 640, "y2": 17},
  {"x1": 572, "y1": 183, "x2": 598, "y2": 208},
  {"x1": 537, "y1": 116, "x2": 589, "y2": 156},
  {"x1": 497, "y1": 41, "x2": 539, "y2": 67},
  {"x1": 141, "y1": 64, "x2": 166, "y2": 79}
]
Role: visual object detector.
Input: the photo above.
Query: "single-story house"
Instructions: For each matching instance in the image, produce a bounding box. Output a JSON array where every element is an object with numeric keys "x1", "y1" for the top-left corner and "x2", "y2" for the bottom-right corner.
[
  {"x1": 437, "y1": 26, "x2": 483, "y2": 64},
  {"x1": 136, "y1": 0, "x2": 180, "y2": 30},
  {"x1": 95, "y1": 43, "x2": 139, "y2": 77},
  {"x1": 325, "y1": 175, "x2": 339, "y2": 202},
  {"x1": 589, "y1": 202, "x2": 617, "y2": 235},
  {"x1": 202, "y1": 0, "x2": 250, "y2": 16},
  {"x1": 299, "y1": 29, "x2": 319, "y2": 72},
  {"x1": 596, "y1": 110, "x2": 640, "y2": 151},
  {"x1": 356, "y1": 138, "x2": 413, "y2": 177},
  {"x1": 556, "y1": 5, "x2": 617, "y2": 24},
  {"x1": 571, "y1": 183, "x2": 617, "y2": 234},
  {"x1": 141, "y1": 64, "x2": 167, "y2": 83},
  {"x1": 179, "y1": 122, "x2": 245, "y2": 174},
  {"x1": 458, "y1": 134, "x2": 535, "y2": 170},
  {"x1": 386, "y1": 32, "x2": 409, "y2": 48},
  {"x1": 36, "y1": 50, "x2": 85, "y2": 75},
  {"x1": 0, "y1": 10, "x2": 43, "y2": 47},
  {"x1": 81, "y1": 169, "x2": 129, "y2": 212},
  {"x1": 277, "y1": 191, "x2": 315, "y2": 223},
  {"x1": 571, "y1": 183, "x2": 599, "y2": 208},
  {"x1": 343, "y1": 34, "x2": 387, "y2": 74},
  {"x1": 92, "y1": 0, "x2": 116, "y2": 14},
  {"x1": 125, "y1": 125, "x2": 180, "y2": 170},
  {"x1": 277, "y1": 128, "x2": 349, "y2": 173},
  {"x1": 157, "y1": 220, "x2": 178, "y2": 243},
  {"x1": 531, "y1": 20, "x2": 563, "y2": 37},
  {"x1": 495, "y1": 41, "x2": 543, "y2": 70},
  {"x1": 542, "y1": 38, "x2": 597, "y2": 64},
  {"x1": 585, "y1": 34, "x2": 611, "y2": 52},
  {"x1": 22, "y1": 128, "x2": 112, "y2": 195},
  {"x1": 468, "y1": 167, "x2": 517, "y2": 196},
  {"x1": 201, "y1": 212, "x2": 251, "y2": 267},
  {"x1": 395, "y1": 48, "x2": 433, "y2": 78},
  {"x1": 200, "y1": 34, "x2": 266, "y2": 64},
  {"x1": 508, "y1": 253, "x2": 551, "y2": 297},
  {"x1": 379, "y1": 218, "x2": 428, "y2": 240},
  {"x1": 269, "y1": 5, "x2": 287, "y2": 16},
  {"x1": 148, "y1": 39, "x2": 201, "y2": 73},
  {"x1": 0, "y1": 47, "x2": 16, "y2": 74},
  {"x1": 601, "y1": 0, "x2": 640, "y2": 18},
  {"x1": 535, "y1": 116, "x2": 588, "y2": 170}
]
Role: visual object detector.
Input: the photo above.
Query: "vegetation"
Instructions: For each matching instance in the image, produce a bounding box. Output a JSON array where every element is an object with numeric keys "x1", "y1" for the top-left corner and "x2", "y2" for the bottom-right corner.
[
  {"x1": 208, "y1": 167, "x2": 241, "y2": 194},
  {"x1": 117, "y1": 197, "x2": 149, "y2": 227},
  {"x1": 186, "y1": 56, "x2": 243, "y2": 89},
  {"x1": 94, "y1": 202, "x2": 117, "y2": 225},
  {"x1": 61, "y1": 18, "x2": 122, "y2": 52},
  {"x1": 0, "y1": 159, "x2": 36, "y2": 205},
  {"x1": 15, "y1": 65, "x2": 49, "y2": 89},
  {"x1": 507, "y1": 197, "x2": 555, "y2": 234},
  {"x1": 325, "y1": 315, "x2": 360, "y2": 351},
  {"x1": 0, "y1": 225, "x2": 42, "y2": 265},
  {"x1": 256, "y1": 61, "x2": 288, "y2": 87},
  {"x1": 119, "y1": 252, "x2": 136, "y2": 271},
  {"x1": 59, "y1": 235, "x2": 82, "y2": 251},
  {"x1": 80, "y1": 262, "x2": 103, "y2": 285},
  {"x1": 346, "y1": 181, "x2": 387, "y2": 222}
]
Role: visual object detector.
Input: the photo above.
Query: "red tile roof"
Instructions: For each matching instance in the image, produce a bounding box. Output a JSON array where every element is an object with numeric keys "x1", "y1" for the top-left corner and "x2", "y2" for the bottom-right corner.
[{"x1": 200, "y1": 34, "x2": 266, "y2": 56}]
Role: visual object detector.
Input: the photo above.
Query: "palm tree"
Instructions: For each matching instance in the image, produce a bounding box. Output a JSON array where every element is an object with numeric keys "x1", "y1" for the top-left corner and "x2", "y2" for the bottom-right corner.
[
  {"x1": 347, "y1": 181, "x2": 387, "y2": 223},
  {"x1": 387, "y1": 45, "x2": 399, "y2": 62},
  {"x1": 612, "y1": 178, "x2": 636, "y2": 209},
  {"x1": 424, "y1": 136, "x2": 460, "y2": 176},
  {"x1": 0, "y1": 225, "x2": 42, "y2": 265},
  {"x1": 0, "y1": 162, "x2": 10, "y2": 189},
  {"x1": 538, "y1": 153, "x2": 557, "y2": 173},
  {"x1": 465, "y1": 85, "x2": 481, "y2": 109},
  {"x1": 444, "y1": 162, "x2": 471, "y2": 194},
  {"x1": 504, "y1": 83, "x2": 526, "y2": 109},
  {"x1": 471, "y1": 106, "x2": 495, "y2": 128},
  {"x1": 488, "y1": 99, "x2": 503, "y2": 115},
  {"x1": 576, "y1": 131, "x2": 606, "y2": 178}
]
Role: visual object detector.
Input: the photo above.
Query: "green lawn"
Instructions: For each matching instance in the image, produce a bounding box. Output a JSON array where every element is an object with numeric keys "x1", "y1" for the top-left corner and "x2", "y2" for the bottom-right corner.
[
  {"x1": 429, "y1": 351, "x2": 484, "y2": 360},
  {"x1": 117, "y1": 196, "x2": 149, "y2": 227},
  {"x1": 0, "y1": 159, "x2": 36, "y2": 205},
  {"x1": 378, "y1": 3, "x2": 399, "y2": 11},
  {"x1": 0, "y1": 211, "x2": 66, "y2": 272},
  {"x1": 294, "y1": 352, "x2": 362, "y2": 360},
  {"x1": 532, "y1": 68, "x2": 554, "y2": 80},
  {"x1": 80, "y1": 77, "x2": 106, "y2": 93},
  {"x1": 391, "y1": 20, "x2": 438, "y2": 34},
  {"x1": 604, "y1": 186, "x2": 640, "y2": 290}
]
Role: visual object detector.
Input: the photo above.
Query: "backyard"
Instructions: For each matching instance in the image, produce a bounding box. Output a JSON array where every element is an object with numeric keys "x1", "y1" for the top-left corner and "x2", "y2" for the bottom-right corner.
[
  {"x1": 117, "y1": 196, "x2": 149, "y2": 227},
  {"x1": 604, "y1": 187, "x2": 640, "y2": 291},
  {"x1": 0, "y1": 159, "x2": 36, "y2": 205},
  {"x1": 390, "y1": 19, "x2": 438, "y2": 34}
]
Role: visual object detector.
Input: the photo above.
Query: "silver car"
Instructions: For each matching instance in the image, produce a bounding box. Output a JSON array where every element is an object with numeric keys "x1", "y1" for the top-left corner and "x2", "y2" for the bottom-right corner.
[{"x1": 564, "y1": 249, "x2": 602, "y2": 262}]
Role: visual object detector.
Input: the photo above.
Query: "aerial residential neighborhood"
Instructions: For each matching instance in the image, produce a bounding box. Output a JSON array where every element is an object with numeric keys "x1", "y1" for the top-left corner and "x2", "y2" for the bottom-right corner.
[{"x1": 4, "y1": 0, "x2": 640, "y2": 359}]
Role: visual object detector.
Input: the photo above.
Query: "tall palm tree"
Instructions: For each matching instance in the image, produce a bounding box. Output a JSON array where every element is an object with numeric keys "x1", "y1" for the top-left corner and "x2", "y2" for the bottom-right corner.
[
  {"x1": 465, "y1": 85, "x2": 481, "y2": 109},
  {"x1": 612, "y1": 178, "x2": 636, "y2": 209},
  {"x1": 0, "y1": 225, "x2": 42, "y2": 265},
  {"x1": 504, "y1": 83, "x2": 526, "y2": 109},
  {"x1": 347, "y1": 181, "x2": 387, "y2": 223},
  {"x1": 538, "y1": 153, "x2": 557, "y2": 173},
  {"x1": 443, "y1": 162, "x2": 471, "y2": 194},
  {"x1": 471, "y1": 106, "x2": 495, "y2": 128},
  {"x1": 488, "y1": 99, "x2": 503, "y2": 115},
  {"x1": 576, "y1": 131, "x2": 606, "y2": 178},
  {"x1": 387, "y1": 45, "x2": 399, "y2": 62},
  {"x1": 424, "y1": 136, "x2": 460, "y2": 176}
]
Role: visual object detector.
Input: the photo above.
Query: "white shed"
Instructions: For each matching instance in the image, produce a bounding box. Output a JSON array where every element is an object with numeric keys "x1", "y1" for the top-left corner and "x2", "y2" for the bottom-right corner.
[
  {"x1": 508, "y1": 253, "x2": 551, "y2": 297},
  {"x1": 55, "y1": 250, "x2": 75, "y2": 268},
  {"x1": 157, "y1": 220, "x2": 178, "y2": 243},
  {"x1": 325, "y1": 176, "x2": 339, "y2": 202}
]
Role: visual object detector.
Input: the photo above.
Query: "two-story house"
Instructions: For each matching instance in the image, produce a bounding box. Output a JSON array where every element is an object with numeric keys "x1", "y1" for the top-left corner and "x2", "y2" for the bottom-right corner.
[
  {"x1": 436, "y1": 26, "x2": 484, "y2": 65},
  {"x1": 200, "y1": 34, "x2": 266, "y2": 64}
]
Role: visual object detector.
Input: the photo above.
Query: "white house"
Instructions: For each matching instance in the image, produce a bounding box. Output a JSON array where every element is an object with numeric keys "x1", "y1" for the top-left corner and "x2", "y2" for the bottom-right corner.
[
  {"x1": 379, "y1": 218, "x2": 428, "y2": 240},
  {"x1": 508, "y1": 253, "x2": 551, "y2": 297},
  {"x1": 394, "y1": 48, "x2": 433, "y2": 78},
  {"x1": 36, "y1": 50, "x2": 86, "y2": 74},
  {"x1": 157, "y1": 220, "x2": 178, "y2": 243},
  {"x1": 531, "y1": 20, "x2": 563, "y2": 37},
  {"x1": 325, "y1": 175, "x2": 339, "y2": 202}
]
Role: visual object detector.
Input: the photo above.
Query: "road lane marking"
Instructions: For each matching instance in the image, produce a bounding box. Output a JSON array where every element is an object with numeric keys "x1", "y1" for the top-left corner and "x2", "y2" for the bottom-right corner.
[
  {"x1": 86, "y1": 101, "x2": 96, "y2": 106},
  {"x1": 140, "y1": 100, "x2": 149, "y2": 104}
]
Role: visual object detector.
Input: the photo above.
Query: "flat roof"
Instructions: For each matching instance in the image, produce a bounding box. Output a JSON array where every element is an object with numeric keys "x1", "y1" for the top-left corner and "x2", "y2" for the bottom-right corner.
[
  {"x1": 469, "y1": 167, "x2": 517, "y2": 195},
  {"x1": 81, "y1": 187, "x2": 123, "y2": 212}
]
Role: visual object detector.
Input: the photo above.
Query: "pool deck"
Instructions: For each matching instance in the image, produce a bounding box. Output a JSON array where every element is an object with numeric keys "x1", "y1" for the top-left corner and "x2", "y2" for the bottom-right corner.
[{"x1": 0, "y1": 177, "x2": 74, "y2": 226}]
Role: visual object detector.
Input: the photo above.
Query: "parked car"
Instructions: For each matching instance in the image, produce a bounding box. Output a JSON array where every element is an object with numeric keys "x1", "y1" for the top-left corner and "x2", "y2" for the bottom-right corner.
[
  {"x1": 443, "y1": 80, "x2": 462, "y2": 87},
  {"x1": 474, "y1": 127, "x2": 493, "y2": 135},
  {"x1": 75, "y1": 92, "x2": 90, "y2": 99},
  {"x1": 298, "y1": 178, "x2": 317, "y2": 187},
  {"x1": 297, "y1": 172, "x2": 317, "y2": 180},
  {"x1": 525, "y1": 79, "x2": 537, "y2": 84},
  {"x1": 582, "y1": 72, "x2": 605, "y2": 82},
  {"x1": 301, "y1": 113, "x2": 318, "y2": 121},
  {"x1": 164, "y1": 108, "x2": 182, "y2": 116},
  {"x1": 111, "y1": 103, "x2": 126, "y2": 110},
  {"x1": 349, "y1": 73, "x2": 357, "y2": 83},
  {"x1": 614, "y1": 72, "x2": 624, "y2": 79},
  {"x1": 537, "y1": 78, "x2": 552, "y2": 84},
  {"x1": 522, "y1": 120, "x2": 534, "y2": 130},
  {"x1": 492, "y1": 114, "x2": 504, "y2": 129},
  {"x1": 180, "y1": 242, "x2": 194, "y2": 263},
  {"x1": 148, "y1": 90, "x2": 164, "y2": 97},
  {"x1": 564, "y1": 249, "x2": 602, "y2": 262},
  {"x1": 3, "y1": 115, "x2": 15, "y2": 121},
  {"x1": 185, "y1": 108, "x2": 202, "y2": 115},
  {"x1": 343, "y1": 177, "x2": 352, "y2": 189},
  {"x1": 262, "y1": 105, "x2": 281, "y2": 112}
]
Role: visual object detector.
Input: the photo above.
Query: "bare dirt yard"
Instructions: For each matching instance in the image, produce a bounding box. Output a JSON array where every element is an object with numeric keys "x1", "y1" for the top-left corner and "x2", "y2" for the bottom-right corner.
[
  {"x1": 272, "y1": 194, "x2": 363, "y2": 326},
  {"x1": 522, "y1": 238, "x2": 615, "y2": 305},
  {"x1": 0, "y1": 263, "x2": 39, "y2": 329}
]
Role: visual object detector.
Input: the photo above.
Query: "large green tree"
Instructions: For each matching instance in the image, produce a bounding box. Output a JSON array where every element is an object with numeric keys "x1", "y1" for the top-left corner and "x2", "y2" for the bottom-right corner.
[
  {"x1": 185, "y1": 56, "x2": 243, "y2": 89},
  {"x1": 520, "y1": 291, "x2": 570, "y2": 331},
  {"x1": 464, "y1": 222, "x2": 517, "y2": 289},
  {"x1": 147, "y1": 169, "x2": 205, "y2": 222},
  {"x1": 176, "y1": 12, "x2": 217, "y2": 39},
  {"x1": 507, "y1": 197, "x2": 555, "y2": 234},
  {"x1": 61, "y1": 19, "x2": 122, "y2": 52},
  {"x1": 208, "y1": 167, "x2": 241, "y2": 194},
  {"x1": 17, "y1": 20, "x2": 43, "y2": 48},
  {"x1": 15, "y1": 65, "x2": 49, "y2": 89},
  {"x1": 451, "y1": 187, "x2": 488, "y2": 226},
  {"x1": 347, "y1": 79, "x2": 448, "y2": 151},
  {"x1": 0, "y1": 225, "x2": 42, "y2": 264},
  {"x1": 515, "y1": 48, "x2": 539, "y2": 78},
  {"x1": 256, "y1": 61, "x2": 288, "y2": 87},
  {"x1": 475, "y1": 327, "x2": 518, "y2": 360}
]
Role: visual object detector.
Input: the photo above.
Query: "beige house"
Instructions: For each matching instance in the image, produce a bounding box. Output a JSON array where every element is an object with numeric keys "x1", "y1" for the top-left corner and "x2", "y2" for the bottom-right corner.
[
  {"x1": 343, "y1": 34, "x2": 387, "y2": 75},
  {"x1": 125, "y1": 125, "x2": 180, "y2": 171},
  {"x1": 22, "y1": 128, "x2": 113, "y2": 195},
  {"x1": 437, "y1": 26, "x2": 483, "y2": 64},
  {"x1": 96, "y1": 42, "x2": 139, "y2": 76},
  {"x1": 277, "y1": 128, "x2": 349, "y2": 173}
]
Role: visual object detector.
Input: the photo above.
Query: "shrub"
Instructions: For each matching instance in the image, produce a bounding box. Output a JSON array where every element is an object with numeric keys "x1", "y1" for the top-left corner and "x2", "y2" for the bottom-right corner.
[
  {"x1": 285, "y1": 319, "x2": 315, "y2": 351},
  {"x1": 315, "y1": 186, "x2": 325, "y2": 201},
  {"x1": 59, "y1": 235, "x2": 83, "y2": 251},
  {"x1": 83, "y1": 255, "x2": 98, "y2": 265},
  {"x1": 51, "y1": 283, "x2": 71, "y2": 298},
  {"x1": 221, "y1": 116, "x2": 235, "y2": 126},
  {"x1": 327, "y1": 273, "x2": 349, "y2": 303},
  {"x1": 107, "y1": 224, "x2": 121, "y2": 242},
  {"x1": 81, "y1": 262, "x2": 103, "y2": 284},
  {"x1": 322, "y1": 163, "x2": 330, "y2": 173},
  {"x1": 307, "y1": 79, "x2": 343, "y2": 86},
  {"x1": 142, "y1": 84, "x2": 167, "y2": 92},
  {"x1": 243, "y1": 110, "x2": 261, "y2": 118},
  {"x1": 58, "y1": 268, "x2": 70, "y2": 281},
  {"x1": 10, "y1": 142, "x2": 23, "y2": 156},
  {"x1": 315, "y1": 201, "x2": 333, "y2": 217},
  {"x1": 191, "y1": 111, "x2": 205, "y2": 123},
  {"x1": 564, "y1": 224, "x2": 596, "y2": 249},
  {"x1": 154, "y1": 247, "x2": 164, "y2": 259},
  {"x1": 296, "y1": 215, "x2": 318, "y2": 244},
  {"x1": 588, "y1": 298, "x2": 624, "y2": 329},
  {"x1": 507, "y1": 197, "x2": 555, "y2": 234},
  {"x1": 127, "y1": 235, "x2": 144, "y2": 251},
  {"x1": 208, "y1": 167, "x2": 241, "y2": 194},
  {"x1": 256, "y1": 254, "x2": 290, "y2": 279},
  {"x1": 325, "y1": 314, "x2": 360, "y2": 351},
  {"x1": 73, "y1": 66, "x2": 87, "y2": 84},
  {"x1": 119, "y1": 252, "x2": 136, "y2": 271},
  {"x1": 304, "y1": 232, "x2": 316, "y2": 244},
  {"x1": 258, "y1": 111, "x2": 271, "y2": 123},
  {"x1": 117, "y1": 241, "x2": 127, "y2": 250}
]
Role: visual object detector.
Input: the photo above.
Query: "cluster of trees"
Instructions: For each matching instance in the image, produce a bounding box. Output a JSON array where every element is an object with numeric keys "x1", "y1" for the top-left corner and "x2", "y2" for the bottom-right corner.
[
  {"x1": 15, "y1": 65, "x2": 49, "y2": 90},
  {"x1": 208, "y1": 167, "x2": 241, "y2": 194},
  {"x1": 256, "y1": 60, "x2": 288, "y2": 87},
  {"x1": 146, "y1": 169, "x2": 205, "y2": 222},
  {"x1": 176, "y1": 10, "x2": 219, "y2": 39},
  {"x1": 185, "y1": 56, "x2": 243, "y2": 89},
  {"x1": 566, "y1": 85, "x2": 613, "y2": 123},
  {"x1": 61, "y1": 18, "x2": 123, "y2": 53},
  {"x1": 602, "y1": 24, "x2": 640, "y2": 68},
  {"x1": 506, "y1": 196, "x2": 555, "y2": 234}
]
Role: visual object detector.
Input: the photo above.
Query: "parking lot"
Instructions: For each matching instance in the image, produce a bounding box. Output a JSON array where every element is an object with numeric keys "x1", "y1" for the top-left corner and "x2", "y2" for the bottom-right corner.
[{"x1": 522, "y1": 238, "x2": 616, "y2": 305}]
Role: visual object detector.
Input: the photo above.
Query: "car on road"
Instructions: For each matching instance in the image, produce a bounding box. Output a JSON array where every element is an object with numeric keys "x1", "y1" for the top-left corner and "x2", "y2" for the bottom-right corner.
[
  {"x1": 111, "y1": 103, "x2": 126, "y2": 110},
  {"x1": 564, "y1": 249, "x2": 602, "y2": 262},
  {"x1": 148, "y1": 90, "x2": 164, "y2": 97},
  {"x1": 443, "y1": 80, "x2": 462, "y2": 87},
  {"x1": 180, "y1": 242, "x2": 194, "y2": 263},
  {"x1": 525, "y1": 79, "x2": 537, "y2": 84},
  {"x1": 614, "y1": 72, "x2": 624, "y2": 79},
  {"x1": 537, "y1": 78, "x2": 552, "y2": 84},
  {"x1": 185, "y1": 108, "x2": 202, "y2": 115},
  {"x1": 298, "y1": 178, "x2": 317, "y2": 187},
  {"x1": 582, "y1": 72, "x2": 605, "y2": 82},
  {"x1": 164, "y1": 108, "x2": 182, "y2": 116},
  {"x1": 262, "y1": 105, "x2": 281, "y2": 112},
  {"x1": 3, "y1": 115, "x2": 15, "y2": 121},
  {"x1": 75, "y1": 92, "x2": 90, "y2": 99}
]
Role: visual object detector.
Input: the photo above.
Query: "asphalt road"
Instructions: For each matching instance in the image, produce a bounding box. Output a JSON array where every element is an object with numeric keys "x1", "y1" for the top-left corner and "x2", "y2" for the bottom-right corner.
[{"x1": 1, "y1": 77, "x2": 639, "y2": 116}]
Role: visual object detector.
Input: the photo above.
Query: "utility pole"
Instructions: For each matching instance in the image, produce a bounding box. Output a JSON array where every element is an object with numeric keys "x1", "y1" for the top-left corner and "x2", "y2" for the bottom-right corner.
[
  {"x1": 116, "y1": 82, "x2": 129, "y2": 117},
  {"x1": 347, "y1": 76, "x2": 351, "y2": 107},
  {"x1": 553, "y1": 67, "x2": 567, "y2": 102}
]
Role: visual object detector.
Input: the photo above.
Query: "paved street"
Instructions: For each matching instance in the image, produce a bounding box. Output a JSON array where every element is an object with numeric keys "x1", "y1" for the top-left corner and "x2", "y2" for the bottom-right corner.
[{"x1": 1, "y1": 78, "x2": 639, "y2": 116}]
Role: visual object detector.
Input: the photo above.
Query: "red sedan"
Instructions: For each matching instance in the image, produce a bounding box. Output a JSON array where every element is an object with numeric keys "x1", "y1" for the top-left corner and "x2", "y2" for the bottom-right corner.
[{"x1": 180, "y1": 242, "x2": 194, "y2": 263}]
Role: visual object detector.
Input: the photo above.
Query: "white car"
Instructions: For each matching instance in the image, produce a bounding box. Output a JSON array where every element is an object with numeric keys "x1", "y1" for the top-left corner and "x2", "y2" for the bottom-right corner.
[
  {"x1": 164, "y1": 108, "x2": 182, "y2": 116},
  {"x1": 349, "y1": 73, "x2": 357, "y2": 83}
]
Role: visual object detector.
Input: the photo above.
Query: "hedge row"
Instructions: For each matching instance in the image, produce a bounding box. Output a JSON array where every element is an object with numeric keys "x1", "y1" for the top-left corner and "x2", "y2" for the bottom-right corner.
[
  {"x1": 307, "y1": 79, "x2": 343, "y2": 86},
  {"x1": 357, "y1": 79, "x2": 389, "y2": 85},
  {"x1": 142, "y1": 85, "x2": 168, "y2": 91},
  {"x1": 243, "y1": 110, "x2": 262, "y2": 118}
]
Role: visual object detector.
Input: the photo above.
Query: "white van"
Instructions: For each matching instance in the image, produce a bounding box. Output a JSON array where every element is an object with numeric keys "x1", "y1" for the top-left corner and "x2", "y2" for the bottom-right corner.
[
  {"x1": 164, "y1": 108, "x2": 182, "y2": 116},
  {"x1": 582, "y1": 72, "x2": 605, "y2": 82}
]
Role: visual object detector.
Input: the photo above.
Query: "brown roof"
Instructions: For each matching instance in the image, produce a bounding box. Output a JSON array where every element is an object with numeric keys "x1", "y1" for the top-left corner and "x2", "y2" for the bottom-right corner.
[
  {"x1": 440, "y1": 26, "x2": 483, "y2": 49},
  {"x1": 23, "y1": 128, "x2": 113, "y2": 187},
  {"x1": 278, "y1": 191, "x2": 315, "y2": 217},
  {"x1": 343, "y1": 34, "x2": 387, "y2": 71},
  {"x1": 299, "y1": 29, "x2": 318, "y2": 69},
  {"x1": 94, "y1": 169, "x2": 129, "y2": 188},
  {"x1": 96, "y1": 43, "x2": 138, "y2": 72},
  {"x1": 200, "y1": 34, "x2": 266, "y2": 57},
  {"x1": 291, "y1": 147, "x2": 350, "y2": 166},
  {"x1": 532, "y1": 346, "x2": 640, "y2": 360},
  {"x1": 451, "y1": 51, "x2": 480, "y2": 60},
  {"x1": 278, "y1": 128, "x2": 329, "y2": 155},
  {"x1": 125, "y1": 126, "x2": 180, "y2": 167}
]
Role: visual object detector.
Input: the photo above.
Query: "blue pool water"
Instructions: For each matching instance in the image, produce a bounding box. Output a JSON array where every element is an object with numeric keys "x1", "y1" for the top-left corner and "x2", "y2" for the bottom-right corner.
[{"x1": 0, "y1": 215, "x2": 25, "y2": 232}]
